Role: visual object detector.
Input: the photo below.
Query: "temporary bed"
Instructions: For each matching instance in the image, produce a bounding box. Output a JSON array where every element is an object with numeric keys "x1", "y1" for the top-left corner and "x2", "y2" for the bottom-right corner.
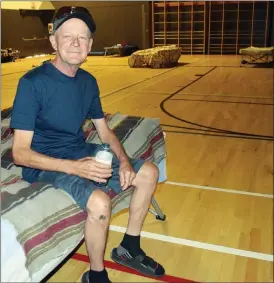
[
  {"x1": 1, "y1": 108, "x2": 167, "y2": 282},
  {"x1": 239, "y1": 46, "x2": 274, "y2": 66}
]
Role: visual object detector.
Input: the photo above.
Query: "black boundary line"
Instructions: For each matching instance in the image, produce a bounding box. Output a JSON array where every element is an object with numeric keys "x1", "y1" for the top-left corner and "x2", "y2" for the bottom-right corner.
[
  {"x1": 169, "y1": 98, "x2": 274, "y2": 106},
  {"x1": 169, "y1": 93, "x2": 273, "y2": 100},
  {"x1": 161, "y1": 123, "x2": 274, "y2": 141},
  {"x1": 159, "y1": 66, "x2": 274, "y2": 140},
  {"x1": 160, "y1": 123, "x2": 273, "y2": 138},
  {"x1": 162, "y1": 129, "x2": 273, "y2": 142},
  {"x1": 129, "y1": 91, "x2": 273, "y2": 101},
  {"x1": 183, "y1": 65, "x2": 274, "y2": 69}
]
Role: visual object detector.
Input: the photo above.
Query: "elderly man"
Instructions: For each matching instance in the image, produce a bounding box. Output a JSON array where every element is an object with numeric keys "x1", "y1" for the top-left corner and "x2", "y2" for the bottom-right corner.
[{"x1": 10, "y1": 6, "x2": 165, "y2": 283}]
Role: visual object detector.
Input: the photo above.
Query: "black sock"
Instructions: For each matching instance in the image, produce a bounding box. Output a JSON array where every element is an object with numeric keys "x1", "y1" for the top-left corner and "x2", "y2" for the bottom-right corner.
[
  {"x1": 120, "y1": 233, "x2": 141, "y2": 257},
  {"x1": 89, "y1": 269, "x2": 110, "y2": 283}
]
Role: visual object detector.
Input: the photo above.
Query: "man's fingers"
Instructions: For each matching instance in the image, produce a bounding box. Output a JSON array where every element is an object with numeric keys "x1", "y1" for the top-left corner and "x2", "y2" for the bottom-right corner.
[
  {"x1": 130, "y1": 172, "x2": 136, "y2": 185},
  {"x1": 93, "y1": 160, "x2": 112, "y2": 169},
  {"x1": 94, "y1": 172, "x2": 112, "y2": 179},
  {"x1": 79, "y1": 156, "x2": 93, "y2": 161},
  {"x1": 119, "y1": 169, "x2": 136, "y2": 191},
  {"x1": 120, "y1": 171, "x2": 125, "y2": 188},
  {"x1": 124, "y1": 171, "x2": 136, "y2": 189},
  {"x1": 89, "y1": 168, "x2": 113, "y2": 176},
  {"x1": 82, "y1": 172, "x2": 107, "y2": 183},
  {"x1": 122, "y1": 171, "x2": 131, "y2": 190},
  {"x1": 85, "y1": 169, "x2": 112, "y2": 179},
  {"x1": 91, "y1": 177, "x2": 107, "y2": 183},
  {"x1": 86, "y1": 161, "x2": 113, "y2": 174}
]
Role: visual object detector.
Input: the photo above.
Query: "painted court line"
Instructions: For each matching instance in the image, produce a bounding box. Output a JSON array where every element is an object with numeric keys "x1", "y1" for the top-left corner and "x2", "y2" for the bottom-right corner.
[
  {"x1": 165, "y1": 181, "x2": 273, "y2": 199},
  {"x1": 101, "y1": 67, "x2": 177, "y2": 99},
  {"x1": 72, "y1": 253, "x2": 197, "y2": 283},
  {"x1": 110, "y1": 225, "x2": 273, "y2": 262}
]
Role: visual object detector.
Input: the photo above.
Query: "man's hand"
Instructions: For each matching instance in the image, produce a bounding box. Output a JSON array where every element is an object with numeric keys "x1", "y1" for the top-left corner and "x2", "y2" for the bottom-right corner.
[
  {"x1": 71, "y1": 157, "x2": 113, "y2": 183},
  {"x1": 91, "y1": 118, "x2": 136, "y2": 189},
  {"x1": 119, "y1": 160, "x2": 136, "y2": 190}
]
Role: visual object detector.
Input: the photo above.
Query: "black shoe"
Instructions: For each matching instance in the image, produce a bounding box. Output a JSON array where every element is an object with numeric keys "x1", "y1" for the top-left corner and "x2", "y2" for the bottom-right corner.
[
  {"x1": 110, "y1": 245, "x2": 165, "y2": 278},
  {"x1": 81, "y1": 270, "x2": 112, "y2": 283},
  {"x1": 81, "y1": 271, "x2": 90, "y2": 283}
]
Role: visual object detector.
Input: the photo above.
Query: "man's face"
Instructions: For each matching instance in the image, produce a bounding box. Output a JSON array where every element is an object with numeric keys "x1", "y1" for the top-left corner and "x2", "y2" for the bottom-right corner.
[{"x1": 50, "y1": 18, "x2": 93, "y2": 65}]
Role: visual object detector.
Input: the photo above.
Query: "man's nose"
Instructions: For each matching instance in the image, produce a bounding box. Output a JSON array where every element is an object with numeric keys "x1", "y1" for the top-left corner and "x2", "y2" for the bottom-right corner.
[{"x1": 71, "y1": 37, "x2": 80, "y2": 46}]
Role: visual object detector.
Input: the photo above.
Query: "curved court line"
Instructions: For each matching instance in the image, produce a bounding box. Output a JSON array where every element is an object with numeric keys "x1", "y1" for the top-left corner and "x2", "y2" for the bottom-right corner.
[
  {"x1": 162, "y1": 128, "x2": 273, "y2": 142},
  {"x1": 165, "y1": 181, "x2": 273, "y2": 198},
  {"x1": 169, "y1": 98, "x2": 274, "y2": 106},
  {"x1": 109, "y1": 225, "x2": 273, "y2": 262},
  {"x1": 172, "y1": 92, "x2": 273, "y2": 100},
  {"x1": 160, "y1": 67, "x2": 274, "y2": 139},
  {"x1": 161, "y1": 122, "x2": 274, "y2": 138}
]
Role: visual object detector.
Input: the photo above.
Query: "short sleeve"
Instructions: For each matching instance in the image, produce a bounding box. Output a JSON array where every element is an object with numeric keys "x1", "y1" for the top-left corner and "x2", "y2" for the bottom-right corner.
[
  {"x1": 86, "y1": 78, "x2": 104, "y2": 119},
  {"x1": 10, "y1": 77, "x2": 40, "y2": 131}
]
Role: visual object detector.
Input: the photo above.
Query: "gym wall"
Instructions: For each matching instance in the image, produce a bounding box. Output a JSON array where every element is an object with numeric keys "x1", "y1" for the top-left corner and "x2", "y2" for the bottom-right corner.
[
  {"x1": 1, "y1": 1, "x2": 150, "y2": 58},
  {"x1": 271, "y1": 3, "x2": 274, "y2": 46},
  {"x1": 1, "y1": 6, "x2": 55, "y2": 58},
  {"x1": 51, "y1": 1, "x2": 150, "y2": 52}
]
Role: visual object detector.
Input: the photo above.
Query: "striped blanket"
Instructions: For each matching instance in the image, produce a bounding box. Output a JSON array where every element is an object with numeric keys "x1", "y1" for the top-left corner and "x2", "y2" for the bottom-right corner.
[{"x1": 1, "y1": 109, "x2": 166, "y2": 279}]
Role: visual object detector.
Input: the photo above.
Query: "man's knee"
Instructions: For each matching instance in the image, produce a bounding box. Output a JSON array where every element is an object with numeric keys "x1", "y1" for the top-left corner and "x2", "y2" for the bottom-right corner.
[
  {"x1": 133, "y1": 162, "x2": 159, "y2": 187},
  {"x1": 86, "y1": 189, "x2": 111, "y2": 222}
]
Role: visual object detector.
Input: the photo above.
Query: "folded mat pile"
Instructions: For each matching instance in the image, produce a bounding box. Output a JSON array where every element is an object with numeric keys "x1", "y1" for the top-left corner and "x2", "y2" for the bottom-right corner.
[
  {"x1": 128, "y1": 45, "x2": 182, "y2": 68},
  {"x1": 239, "y1": 46, "x2": 274, "y2": 56}
]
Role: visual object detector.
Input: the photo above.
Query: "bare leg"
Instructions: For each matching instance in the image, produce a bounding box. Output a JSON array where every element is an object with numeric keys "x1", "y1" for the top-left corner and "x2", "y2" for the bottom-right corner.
[
  {"x1": 110, "y1": 162, "x2": 165, "y2": 278},
  {"x1": 84, "y1": 189, "x2": 111, "y2": 271},
  {"x1": 126, "y1": 162, "x2": 159, "y2": 235}
]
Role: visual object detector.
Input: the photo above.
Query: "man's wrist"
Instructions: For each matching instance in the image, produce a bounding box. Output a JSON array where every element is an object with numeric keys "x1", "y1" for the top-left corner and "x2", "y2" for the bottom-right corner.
[
  {"x1": 119, "y1": 155, "x2": 129, "y2": 164},
  {"x1": 61, "y1": 159, "x2": 75, "y2": 175}
]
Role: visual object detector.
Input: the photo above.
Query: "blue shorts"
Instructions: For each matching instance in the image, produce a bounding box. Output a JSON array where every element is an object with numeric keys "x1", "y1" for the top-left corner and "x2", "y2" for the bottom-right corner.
[{"x1": 37, "y1": 143, "x2": 145, "y2": 210}]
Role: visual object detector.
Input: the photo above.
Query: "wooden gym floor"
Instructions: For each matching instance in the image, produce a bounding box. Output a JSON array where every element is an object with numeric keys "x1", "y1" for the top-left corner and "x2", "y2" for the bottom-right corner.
[{"x1": 1, "y1": 54, "x2": 273, "y2": 282}]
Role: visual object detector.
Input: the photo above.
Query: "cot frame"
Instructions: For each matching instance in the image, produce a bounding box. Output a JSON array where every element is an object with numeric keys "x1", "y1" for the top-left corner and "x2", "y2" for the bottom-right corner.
[
  {"x1": 239, "y1": 47, "x2": 274, "y2": 67},
  {"x1": 150, "y1": 197, "x2": 166, "y2": 220}
]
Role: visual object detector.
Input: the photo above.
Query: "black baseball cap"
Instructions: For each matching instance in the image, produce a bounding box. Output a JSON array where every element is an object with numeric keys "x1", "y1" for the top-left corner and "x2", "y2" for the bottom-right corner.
[{"x1": 51, "y1": 6, "x2": 96, "y2": 34}]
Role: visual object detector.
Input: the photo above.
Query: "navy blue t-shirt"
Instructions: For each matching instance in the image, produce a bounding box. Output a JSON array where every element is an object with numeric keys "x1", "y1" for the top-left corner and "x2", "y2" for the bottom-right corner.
[{"x1": 10, "y1": 61, "x2": 104, "y2": 183}]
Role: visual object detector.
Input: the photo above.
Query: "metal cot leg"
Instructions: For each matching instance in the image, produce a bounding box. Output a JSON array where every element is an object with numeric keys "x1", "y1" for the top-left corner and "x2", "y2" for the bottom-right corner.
[{"x1": 149, "y1": 196, "x2": 166, "y2": 221}]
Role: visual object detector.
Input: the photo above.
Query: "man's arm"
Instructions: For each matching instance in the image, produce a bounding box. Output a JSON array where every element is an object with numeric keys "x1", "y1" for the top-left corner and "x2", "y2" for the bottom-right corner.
[
  {"x1": 10, "y1": 78, "x2": 68, "y2": 172},
  {"x1": 12, "y1": 129, "x2": 113, "y2": 183},
  {"x1": 12, "y1": 129, "x2": 74, "y2": 174},
  {"x1": 92, "y1": 118, "x2": 136, "y2": 190},
  {"x1": 92, "y1": 118, "x2": 129, "y2": 163}
]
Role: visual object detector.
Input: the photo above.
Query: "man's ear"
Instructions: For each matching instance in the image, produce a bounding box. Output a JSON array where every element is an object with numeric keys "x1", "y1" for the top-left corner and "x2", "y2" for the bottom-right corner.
[
  {"x1": 49, "y1": 34, "x2": 58, "y2": 51},
  {"x1": 88, "y1": 36, "x2": 94, "y2": 52}
]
